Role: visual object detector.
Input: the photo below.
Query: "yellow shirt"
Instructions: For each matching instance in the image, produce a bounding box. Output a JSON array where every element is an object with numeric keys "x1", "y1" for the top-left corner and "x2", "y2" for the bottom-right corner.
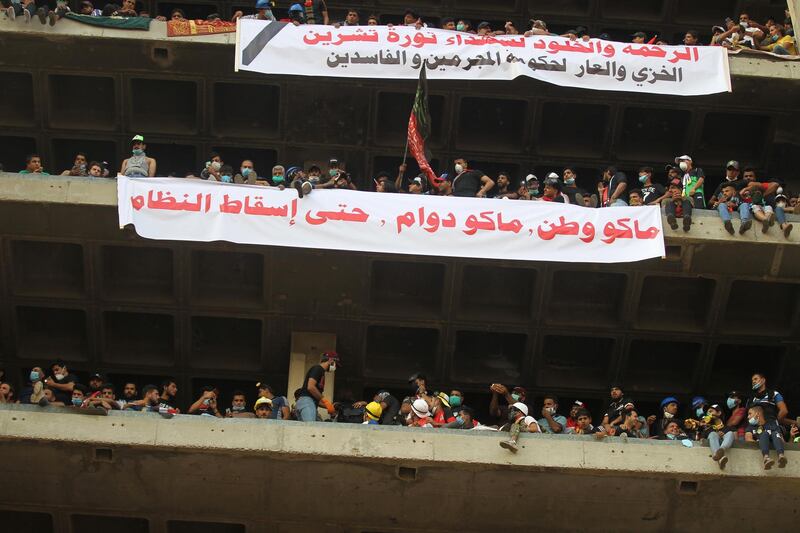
[{"x1": 764, "y1": 35, "x2": 798, "y2": 55}]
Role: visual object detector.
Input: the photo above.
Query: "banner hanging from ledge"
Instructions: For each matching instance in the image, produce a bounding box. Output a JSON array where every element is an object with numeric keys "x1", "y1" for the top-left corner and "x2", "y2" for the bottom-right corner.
[
  {"x1": 234, "y1": 21, "x2": 731, "y2": 96},
  {"x1": 118, "y1": 177, "x2": 665, "y2": 264}
]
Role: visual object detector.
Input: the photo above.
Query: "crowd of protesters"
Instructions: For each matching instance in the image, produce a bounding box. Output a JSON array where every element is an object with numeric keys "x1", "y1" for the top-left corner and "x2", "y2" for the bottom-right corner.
[
  {"x1": 0, "y1": 354, "x2": 797, "y2": 470},
  {"x1": 12, "y1": 135, "x2": 799, "y2": 239},
  {"x1": 3, "y1": 1, "x2": 797, "y2": 57}
]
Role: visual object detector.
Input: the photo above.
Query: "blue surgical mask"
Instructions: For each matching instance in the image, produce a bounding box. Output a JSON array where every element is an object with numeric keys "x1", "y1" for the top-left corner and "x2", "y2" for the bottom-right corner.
[
  {"x1": 456, "y1": 416, "x2": 464, "y2": 425},
  {"x1": 511, "y1": 393, "x2": 521, "y2": 402},
  {"x1": 726, "y1": 397, "x2": 736, "y2": 409},
  {"x1": 72, "y1": 397, "x2": 83, "y2": 406},
  {"x1": 329, "y1": 169, "x2": 338, "y2": 177},
  {"x1": 30, "y1": 370, "x2": 41, "y2": 382},
  {"x1": 456, "y1": 23, "x2": 465, "y2": 31},
  {"x1": 748, "y1": 417, "x2": 759, "y2": 426},
  {"x1": 241, "y1": 167, "x2": 251, "y2": 176},
  {"x1": 752, "y1": 381, "x2": 762, "y2": 391},
  {"x1": 272, "y1": 175, "x2": 285, "y2": 183},
  {"x1": 696, "y1": 407, "x2": 705, "y2": 417},
  {"x1": 449, "y1": 395, "x2": 462, "y2": 407},
  {"x1": 565, "y1": 178, "x2": 575, "y2": 185},
  {"x1": 666, "y1": 433, "x2": 676, "y2": 440},
  {"x1": 220, "y1": 175, "x2": 232, "y2": 183},
  {"x1": 132, "y1": 149, "x2": 144, "y2": 156},
  {"x1": 639, "y1": 174, "x2": 648, "y2": 183}
]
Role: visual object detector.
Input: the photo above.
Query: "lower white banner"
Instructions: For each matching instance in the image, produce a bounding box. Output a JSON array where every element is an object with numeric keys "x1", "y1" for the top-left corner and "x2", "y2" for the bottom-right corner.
[{"x1": 117, "y1": 177, "x2": 665, "y2": 264}]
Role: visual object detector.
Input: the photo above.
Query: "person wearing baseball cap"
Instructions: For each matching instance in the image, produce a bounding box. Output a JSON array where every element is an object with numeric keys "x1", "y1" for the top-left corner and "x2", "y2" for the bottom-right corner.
[
  {"x1": 565, "y1": 400, "x2": 587, "y2": 433},
  {"x1": 708, "y1": 160, "x2": 744, "y2": 209},
  {"x1": 254, "y1": 397, "x2": 273, "y2": 418},
  {"x1": 674, "y1": 154, "x2": 706, "y2": 209},
  {"x1": 518, "y1": 174, "x2": 541, "y2": 200},
  {"x1": 631, "y1": 31, "x2": 647, "y2": 43},
  {"x1": 408, "y1": 398, "x2": 433, "y2": 427},
  {"x1": 362, "y1": 401, "x2": 383, "y2": 425},
  {"x1": 120, "y1": 134, "x2": 156, "y2": 177},
  {"x1": 499, "y1": 401, "x2": 540, "y2": 453},
  {"x1": 648, "y1": 396, "x2": 683, "y2": 437},
  {"x1": 295, "y1": 351, "x2": 339, "y2": 422}
]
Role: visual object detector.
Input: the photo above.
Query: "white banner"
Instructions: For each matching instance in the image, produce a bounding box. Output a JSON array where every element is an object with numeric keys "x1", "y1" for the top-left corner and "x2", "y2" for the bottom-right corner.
[
  {"x1": 118, "y1": 177, "x2": 665, "y2": 264},
  {"x1": 235, "y1": 21, "x2": 731, "y2": 96}
]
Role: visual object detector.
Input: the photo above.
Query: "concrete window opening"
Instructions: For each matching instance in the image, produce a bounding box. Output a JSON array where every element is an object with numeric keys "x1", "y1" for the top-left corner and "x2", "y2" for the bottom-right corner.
[{"x1": 11, "y1": 240, "x2": 85, "y2": 297}]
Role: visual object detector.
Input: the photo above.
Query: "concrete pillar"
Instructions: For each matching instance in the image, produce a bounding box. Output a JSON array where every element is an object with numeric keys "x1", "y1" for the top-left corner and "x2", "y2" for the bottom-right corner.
[{"x1": 288, "y1": 332, "x2": 337, "y2": 420}]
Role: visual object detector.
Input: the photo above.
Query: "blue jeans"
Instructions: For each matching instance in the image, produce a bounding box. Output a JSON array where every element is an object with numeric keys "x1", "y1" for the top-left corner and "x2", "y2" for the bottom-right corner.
[
  {"x1": 717, "y1": 202, "x2": 751, "y2": 222},
  {"x1": 295, "y1": 396, "x2": 318, "y2": 422},
  {"x1": 772, "y1": 45, "x2": 790, "y2": 55},
  {"x1": 708, "y1": 431, "x2": 735, "y2": 453},
  {"x1": 609, "y1": 199, "x2": 627, "y2": 207},
  {"x1": 776, "y1": 205, "x2": 787, "y2": 225}
]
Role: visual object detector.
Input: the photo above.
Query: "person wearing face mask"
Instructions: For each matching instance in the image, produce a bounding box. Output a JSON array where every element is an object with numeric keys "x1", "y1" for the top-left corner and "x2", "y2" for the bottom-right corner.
[
  {"x1": 70, "y1": 384, "x2": 89, "y2": 408},
  {"x1": 120, "y1": 135, "x2": 156, "y2": 177},
  {"x1": 561, "y1": 167, "x2": 589, "y2": 206},
  {"x1": 674, "y1": 155, "x2": 705, "y2": 209},
  {"x1": 18, "y1": 366, "x2": 47, "y2": 405},
  {"x1": 235, "y1": 159, "x2": 258, "y2": 185},
  {"x1": 538, "y1": 394, "x2": 567, "y2": 434},
  {"x1": 225, "y1": 390, "x2": 252, "y2": 418},
  {"x1": 724, "y1": 391, "x2": 748, "y2": 439},
  {"x1": 745, "y1": 405, "x2": 788, "y2": 469},
  {"x1": 682, "y1": 396, "x2": 710, "y2": 440},
  {"x1": 489, "y1": 383, "x2": 526, "y2": 425},
  {"x1": 443, "y1": 406, "x2": 475, "y2": 429},
  {"x1": 451, "y1": 158, "x2": 494, "y2": 198},
  {"x1": 44, "y1": 360, "x2": 77, "y2": 405},
  {"x1": 499, "y1": 402, "x2": 540, "y2": 452},
  {"x1": 448, "y1": 389, "x2": 464, "y2": 418},
  {"x1": 647, "y1": 397, "x2": 682, "y2": 437},
  {"x1": 702, "y1": 404, "x2": 734, "y2": 469},
  {"x1": 758, "y1": 24, "x2": 797, "y2": 55},
  {"x1": 658, "y1": 420, "x2": 690, "y2": 441},
  {"x1": 269, "y1": 165, "x2": 286, "y2": 188},
  {"x1": 517, "y1": 174, "x2": 541, "y2": 201},
  {"x1": 747, "y1": 372, "x2": 792, "y2": 429},
  {"x1": 638, "y1": 166, "x2": 667, "y2": 206},
  {"x1": 295, "y1": 351, "x2": 340, "y2": 422}
]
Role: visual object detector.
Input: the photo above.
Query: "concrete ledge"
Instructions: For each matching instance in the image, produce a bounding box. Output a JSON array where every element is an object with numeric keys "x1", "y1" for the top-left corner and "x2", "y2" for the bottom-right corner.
[{"x1": 1, "y1": 405, "x2": 798, "y2": 479}]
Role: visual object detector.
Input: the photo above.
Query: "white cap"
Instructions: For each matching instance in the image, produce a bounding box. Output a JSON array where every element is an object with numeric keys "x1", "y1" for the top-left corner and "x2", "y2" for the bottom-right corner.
[
  {"x1": 547, "y1": 172, "x2": 559, "y2": 179},
  {"x1": 674, "y1": 155, "x2": 692, "y2": 164},
  {"x1": 411, "y1": 398, "x2": 431, "y2": 418},
  {"x1": 525, "y1": 174, "x2": 538, "y2": 182},
  {"x1": 511, "y1": 402, "x2": 529, "y2": 417}
]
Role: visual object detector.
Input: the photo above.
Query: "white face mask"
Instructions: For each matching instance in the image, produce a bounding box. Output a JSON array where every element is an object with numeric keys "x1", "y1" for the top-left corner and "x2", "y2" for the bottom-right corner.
[
  {"x1": 663, "y1": 411, "x2": 674, "y2": 419},
  {"x1": 454, "y1": 164, "x2": 464, "y2": 174},
  {"x1": 679, "y1": 162, "x2": 689, "y2": 172},
  {"x1": 211, "y1": 161, "x2": 221, "y2": 171},
  {"x1": 54, "y1": 373, "x2": 65, "y2": 381},
  {"x1": 329, "y1": 362, "x2": 337, "y2": 372}
]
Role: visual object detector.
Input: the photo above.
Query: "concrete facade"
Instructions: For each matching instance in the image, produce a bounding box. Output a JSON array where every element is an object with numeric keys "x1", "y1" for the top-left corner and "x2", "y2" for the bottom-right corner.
[{"x1": 1, "y1": 404, "x2": 799, "y2": 532}]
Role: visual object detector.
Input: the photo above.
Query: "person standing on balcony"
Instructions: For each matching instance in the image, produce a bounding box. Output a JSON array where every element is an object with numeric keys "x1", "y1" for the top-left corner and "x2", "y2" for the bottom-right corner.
[
  {"x1": 296, "y1": 352, "x2": 339, "y2": 422},
  {"x1": 120, "y1": 135, "x2": 156, "y2": 177}
]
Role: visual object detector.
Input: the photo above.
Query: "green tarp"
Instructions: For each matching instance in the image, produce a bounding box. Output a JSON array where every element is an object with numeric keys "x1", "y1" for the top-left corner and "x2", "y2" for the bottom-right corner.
[{"x1": 64, "y1": 13, "x2": 152, "y2": 30}]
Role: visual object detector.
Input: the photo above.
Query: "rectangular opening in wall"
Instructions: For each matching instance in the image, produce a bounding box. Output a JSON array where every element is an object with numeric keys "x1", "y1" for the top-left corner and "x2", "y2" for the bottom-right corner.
[
  {"x1": 697, "y1": 112, "x2": 770, "y2": 163},
  {"x1": 624, "y1": 340, "x2": 701, "y2": 394},
  {"x1": 365, "y1": 325, "x2": 438, "y2": 378},
  {"x1": 103, "y1": 311, "x2": 175, "y2": 366},
  {"x1": 191, "y1": 316, "x2": 262, "y2": 371},
  {"x1": 375, "y1": 91, "x2": 445, "y2": 146},
  {"x1": 456, "y1": 97, "x2": 527, "y2": 152},
  {"x1": 636, "y1": 276, "x2": 715, "y2": 332},
  {"x1": 708, "y1": 344, "x2": 785, "y2": 394},
  {"x1": 10, "y1": 240, "x2": 84, "y2": 297},
  {"x1": 285, "y1": 84, "x2": 369, "y2": 145},
  {"x1": 16, "y1": 306, "x2": 88, "y2": 360},
  {"x1": 599, "y1": 0, "x2": 665, "y2": 19},
  {"x1": 143, "y1": 142, "x2": 196, "y2": 177},
  {"x1": 130, "y1": 78, "x2": 197, "y2": 133},
  {"x1": 722, "y1": 281, "x2": 798, "y2": 336},
  {"x1": 191, "y1": 250, "x2": 263, "y2": 306},
  {"x1": 213, "y1": 82, "x2": 280, "y2": 137},
  {"x1": 101, "y1": 245, "x2": 174, "y2": 302},
  {"x1": 51, "y1": 138, "x2": 118, "y2": 178},
  {"x1": 547, "y1": 271, "x2": 627, "y2": 327},
  {"x1": 537, "y1": 102, "x2": 608, "y2": 156},
  {"x1": 168, "y1": 520, "x2": 246, "y2": 533},
  {"x1": 452, "y1": 330, "x2": 526, "y2": 383},
  {"x1": 48, "y1": 74, "x2": 116, "y2": 130},
  {"x1": 0, "y1": 72, "x2": 34, "y2": 126},
  {"x1": 71, "y1": 515, "x2": 148, "y2": 533},
  {"x1": 370, "y1": 260, "x2": 445, "y2": 316},
  {"x1": 537, "y1": 335, "x2": 614, "y2": 389},
  {"x1": 673, "y1": 0, "x2": 736, "y2": 24},
  {"x1": 527, "y1": 0, "x2": 590, "y2": 16},
  {"x1": 0, "y1": 136, "x2": 37, "y2": 172},
  {"x1": 618, "y1": 107, "x2": 690, "y2": 161},
  {"x1": 459, "y1": 265, "x2": 535, "y2": 321}
]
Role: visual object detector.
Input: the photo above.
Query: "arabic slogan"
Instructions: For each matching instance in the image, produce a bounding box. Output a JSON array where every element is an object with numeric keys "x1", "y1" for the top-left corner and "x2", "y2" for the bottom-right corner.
[
  {"x1": 118, "y1": 177, "x2": 666, "y2": 264},
  {"x1": 235, "y1": 21, "x2": 731, "y2": 96}
]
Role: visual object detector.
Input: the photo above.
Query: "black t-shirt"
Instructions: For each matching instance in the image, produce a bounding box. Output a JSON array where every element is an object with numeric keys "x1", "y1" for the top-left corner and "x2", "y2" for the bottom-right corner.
[
  {"x1": 608, "y1": 173, "x2": 628, "y2": 202},
  {"x1": 159, "y1": 396, "x2": 178, "y2": 410},
  {"x1": 712, "y1": 178, "x2": 747, "y2": 201},
  {"x1": 298, "y1": 364, "x2": 326, "y2": 405},
  {"x1": 51, "y1": 373, "x2": 78, "y2": 404},
  {"x1": 603, "y1": 397, "x2": 630, "y2": 424},
  {"x1": 562, "y1": 185, "x2": 588, "y2": 205},
  {"x1": 747, "y1": 389, "x2": 783, "y2": 423},
  {"x1": 452, "y1": 170, "x2": 485, "y2": 197},
  {"x1": 379, "y1": 394, "x2": 401, "y2": 425},
  {"x1": 641, "y1": 183, "x2": 666, "y2": 205}
]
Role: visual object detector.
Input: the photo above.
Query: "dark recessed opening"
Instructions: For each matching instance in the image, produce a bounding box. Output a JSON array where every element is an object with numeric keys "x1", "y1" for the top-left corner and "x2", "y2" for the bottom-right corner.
[
  {"x1": 0, "y1": 136, "x2": 37, "y2": 173},
  {"x1": 191, "y1": 250, "x2": 264, "y2": 306},
  {"x1": 51, "y1": 138, "x2": 118, "y2": 178},
  {"x1": 11, "y1": 240, "x2": 84, "y2": 297},
  {"x1": 0, "y1": 510, "x2": 53, "y2": 532},
  {"x1": 94, "y1": 447, "x2": 113, "y2": 462},
  {"x1": 397, "y1": 466, "x2": 418, "y2": 481},
  {"x1": 547, "y1": 271, "x2": 627, "y2": 327},
  {"x1": 697, "y1": 113, "x2": 770, "y2": 162},
  {"x1": 285, "y1": 85, "x2": 369, "y2": 145},
  {"x1": 71, "y1": 515, "x2": 148, "y2": 533},
  {"x1": 210, "y1": 146, "x2": 277, "y2": 177},
  {"x1": 190, "y1": 378, "x2": 259, "y2": 413},
  {"x1": 537, "y1": 335, "x2": 614, "y2": 389},
  {"x1": 625, "y1": 340, "x2": 702, "y2": 393},
  {"x1": 599, "y1": 0, "x2": 665, "y2": 19},
  {"x1": 537, "y1": 103, "x2": 608, "y2": 156},
  {"x1": 157, "y1": 2, "x2": 217, "y2": 19},
  {"x1": 452, "y1": 330, "x2": 526, "y2": 382},
  {"x1": 365, "y1": 325, "x2": 438, "y2": 378},
  {"x1": 214, "y1": 82, "x2": 280, "y2": 137},
  {"x1": 104, "y1": 311, "x2": 175, "y2": 365},
  {"x1": 636, "y1": 276, "x2": 715, "y2": 332},
  {"x1": 130, "y1": 78, "x2": 197, "y2": 133},
  {"x1": 49, "y1": 74, "x2": 115, "y2": 130},
  {"x1": 618, "y1": 108, "x2": 690, "y2": 161},
  {"x1": 459, "y1": 265, "x2": 535, "y2": 320},
  {"x1": 143, "y1": 142, "x2": 196, "y2": 177},
  {"x1": 102, "y1": 245, "x2": 174, "y2": 301},
  {"x1": 664, "y1": 246, "x2": 682, "y2": 261},
  {"x1": 527, "y1": 0, "x2": 591, "y2": 16},
  {"x1": 375, "y1": 91, "x2": 445, "y2": 146},
  {"x1": 16, "y1": 306, "x2": 88, "y2": 360},
  {"x1": 153, "y1": 47, "x2": 169, "y2": 59},
  {"x1": 191, "y1": 316, "x2": 262, "y2": 371},
  {"x1": 372, "y1": 155, "x2": 442, "y2": 192},
  {"x1": 678, "y1": 480, "x2": 699, "y2": 494},
  {"x1": 370, "y1": 260, "x2": 445, "y2": 315},
  {"x1": 457, "y1": 97, "x2": 527, "y2": 151},
  {"x1": 167, "y1": 521, "x2": 246, "y2": 533},
  {"x1": 722, "y1": 281, "x2": 798, "y2": 336},
  {"x1": 673, "y1": 0, "x2": 736, "y2": 24},
  {"x1": 708, "y1": 344, "x2": 784, "y2": 393},
  {"x1": 0, "y1": 72, "x2": 34, "y2": 126}
]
